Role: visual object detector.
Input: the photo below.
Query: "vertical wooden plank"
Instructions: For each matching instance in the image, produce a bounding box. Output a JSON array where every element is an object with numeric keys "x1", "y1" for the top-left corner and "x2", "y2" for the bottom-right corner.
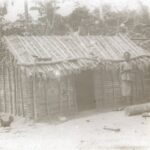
[
  {"x1": 44, "y1": 78, "x2": 49, "y2": 116},
  {"x1": 141, "y1": 71, "x2": 145, "y2": 101},
  {"x1": 16, "y1": 67, "x2": 22, "y2": 116},
  {"x1": 15, "y1": 66, "x2": 19, "y2": 115},
  {"x1": 134, "y1": 70, "x2": 138, "y2": 104},
  {"x1": 19, "y1": 69, "x2": 25, "y2": 117},
  {"x1": 7, "y1": 66, "x2": 13, "y2": 114},
  {"x1": 13, "y1": 65, "x2": 17, "y2": 115},
  {"x1": 33, "y1": 73, "x2": 37, "y2": 120},
  {"x1": 72, "y1": 74, "x2": 78, "y2": 113},
  {"x1": 58, "y1": 78, "x2": 62, "y2": 115},
  {"x1": 101, "y1": 67, "x2": 106, "y2": 108},
  {"x1": 98, "y1": 68, "x2": 104, "y2": 108},
  {"x1": 0, "y1": 65, "x2": 2, "y2": 111},
  {"x1": 110, "y1": 70, "x2": 115, "y2": 108},
  {"x1": 139, "y1": 70, "x2": 145, "y2": 103},
  {"x1": 24, "y1": 68, "x2": 33, "y2": 119},
  {"x1": 94, "y1": 68, "x2": 102, "y2": 109},
  {"x1": 118, "y1": 65, "x2": 122, "y2": 106},
  {"x1": 66, "y1": 77, "x2": 70, "y2": 113},
  {"x1": 2, "y1": 63, "x2": 7, "y2": 112}
]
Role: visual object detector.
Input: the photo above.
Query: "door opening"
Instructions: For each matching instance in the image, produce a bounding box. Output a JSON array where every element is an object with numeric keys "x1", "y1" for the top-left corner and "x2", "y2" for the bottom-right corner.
[{"x1": 75, "y1": 70, "x2": 96, "y2": 111}]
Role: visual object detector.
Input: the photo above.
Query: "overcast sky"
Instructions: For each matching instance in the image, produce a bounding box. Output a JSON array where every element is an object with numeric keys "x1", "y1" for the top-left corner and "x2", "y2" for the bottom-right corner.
[{"x1": 0, "y1": 0, "x2": 150, "y2": 21}]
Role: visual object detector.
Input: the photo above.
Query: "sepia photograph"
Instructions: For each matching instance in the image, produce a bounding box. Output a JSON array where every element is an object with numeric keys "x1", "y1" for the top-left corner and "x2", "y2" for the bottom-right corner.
[{"x1": 0, "y1": 0, "x2": 150, "y2": 149}]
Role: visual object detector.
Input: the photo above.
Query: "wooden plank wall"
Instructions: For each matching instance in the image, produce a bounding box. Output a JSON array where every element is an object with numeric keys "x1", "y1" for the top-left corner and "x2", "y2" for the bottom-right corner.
[
  {"x1": 0, "y1": 49, "x2": 33, "y2": 118},
  {"x1": 0, "y1": 60, "x2": 150, "y2": 120},
  {"x1": 94, "y1": 68, "x2": 150, "y2": 110},
  {"x1": 29, "y1": 75, "x2": 77, "y2": 120}
]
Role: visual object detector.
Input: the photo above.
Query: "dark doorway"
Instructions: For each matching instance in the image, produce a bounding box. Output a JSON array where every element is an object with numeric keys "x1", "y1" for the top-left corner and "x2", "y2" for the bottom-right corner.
[{"x1": 75, "y1": 70, "x2": 96, "y2": 111}]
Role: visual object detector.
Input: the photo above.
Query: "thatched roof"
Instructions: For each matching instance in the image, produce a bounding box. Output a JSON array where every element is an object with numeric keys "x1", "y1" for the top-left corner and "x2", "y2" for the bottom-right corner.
[{"x1": 4, "y1": 35, "x2": 150, "y2": 78}]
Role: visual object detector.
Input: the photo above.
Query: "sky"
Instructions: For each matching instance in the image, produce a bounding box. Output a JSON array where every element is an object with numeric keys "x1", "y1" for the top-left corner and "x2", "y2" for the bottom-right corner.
[{"x1": 0, "y1": 0, "x2": 150, "y2": 21}]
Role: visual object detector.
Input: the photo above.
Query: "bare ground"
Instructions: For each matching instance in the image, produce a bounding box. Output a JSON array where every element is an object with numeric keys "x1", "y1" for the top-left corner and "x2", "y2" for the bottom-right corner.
[{"x1": 0, "y1": 111, "x2": 150, "y2": 150}]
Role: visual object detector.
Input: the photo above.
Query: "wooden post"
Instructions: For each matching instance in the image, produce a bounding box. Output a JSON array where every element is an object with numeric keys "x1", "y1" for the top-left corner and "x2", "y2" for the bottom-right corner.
[
  {"x1": 134, "y1": 70, "x2": 138, "y2": 104},
  {"x1": 110, "y1": 70, "x2": 115, "y2": 107},
  {"x1": 139, "y1": 71, "x2": 145, "y2": 102},
  {"x1": 58, "y1": 78, "x2": 62, "y2": 116},
  {"x1": 7, "y1": 66, "x2": 13, "y2": 114},
  {"x1": 2, "y1": 64, "x2": 6, "y2": 112},
  {"x1": 44, "y1": 78, "x2": 49, "y2": 116},
  {"x1": 19, "y1": 68, "x2": 25, "y2": 117},
  {"x1": 13, "y1": 65, "x2": 17, "y2": 115},
  {"x1": 66, "y1": 77, "x2": 70, "y2": 112},
  {"x1": 16, "y1": 67, "x2": 22, "y2": 116},
  {"x1": 118, "y1": 65, "x2": 122, "y2": 106},
  {"x1": 3, "y1": 64, "x2": 7, "y2": 112},
  {"x1": 101, "y1": 67, "x2": 106, "y2": 107},
  {"x1": 32, "y1": 58, "x2": 38, "y2": 120},
  {"x1": 73, "y1": 74, "x2": 78, "y2": 113},
  {"x1": 15, "y1": 67, "x2": 19, "y2": 115}
]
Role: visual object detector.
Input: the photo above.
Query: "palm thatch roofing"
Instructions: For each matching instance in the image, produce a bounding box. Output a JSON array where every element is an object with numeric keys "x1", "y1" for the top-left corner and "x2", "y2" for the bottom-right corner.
[{"x1": 3, "y1": 35, "x2": 150, "y2": 78}]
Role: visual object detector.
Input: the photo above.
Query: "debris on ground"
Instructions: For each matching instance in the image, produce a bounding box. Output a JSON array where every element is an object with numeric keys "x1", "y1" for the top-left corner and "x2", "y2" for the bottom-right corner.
[
  {"x1": 113, "y1": 106, "x2": 127, "y2": 111},
  {"x1": 0, "y1": 115, "x2": 14, "y2": 127},
  {"x1": 57, "y1": 116, "x2": 67, "y2": 122},
  {"x1": 142, "y1": 113, "x2": 150, "y2": 118},
  {"x1": 103, "y1": 126, "x2": 121, "y2": 132},
  {"x1": 86, "y1": 120, "x2": 91, "y2": 122}
]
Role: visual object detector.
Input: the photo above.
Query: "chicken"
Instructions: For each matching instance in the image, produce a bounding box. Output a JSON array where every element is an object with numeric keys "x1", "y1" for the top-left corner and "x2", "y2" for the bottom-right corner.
[{"x1": 0, "y1": 116, "x2": 14, "y2": 127}]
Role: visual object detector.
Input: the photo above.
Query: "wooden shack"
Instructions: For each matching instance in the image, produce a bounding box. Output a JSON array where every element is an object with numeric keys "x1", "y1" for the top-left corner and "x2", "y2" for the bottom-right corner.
[{"x1": 0, "y1": 35, "x2": 150, "y2": 120}]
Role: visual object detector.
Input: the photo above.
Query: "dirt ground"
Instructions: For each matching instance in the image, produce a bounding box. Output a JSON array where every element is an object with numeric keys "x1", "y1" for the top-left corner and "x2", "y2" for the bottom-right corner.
[{"x1": 0, "y1": 111, "x2": 150, "y2": 150}]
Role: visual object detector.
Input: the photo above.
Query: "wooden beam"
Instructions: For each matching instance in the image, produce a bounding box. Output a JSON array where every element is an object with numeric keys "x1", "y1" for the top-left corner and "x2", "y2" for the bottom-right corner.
[
  {"x1": 125, "y1": 103, "x2": 150, "y2": 116},
  {"x1": 17, "y1": 55, "x2": 150, "y2": 67},
  {"x1": 36, "y1": 57, "x2": 52, "y2": 62},
  {"x1": 131, "y1": 38, "x2": 150, "y2": 41},
  {"x1": 17, "y1": 57, "x2": 97, "y2": 67}
]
